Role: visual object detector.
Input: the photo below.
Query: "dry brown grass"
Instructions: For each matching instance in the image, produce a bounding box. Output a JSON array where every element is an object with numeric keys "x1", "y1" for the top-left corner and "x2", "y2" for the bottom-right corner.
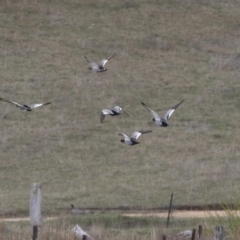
[
  {"x1": 0, "y1": 217, "x2": 212, "y2": 240},
  {"x1": 0, "y1": 0, "x2": 240, "y2": 216}
]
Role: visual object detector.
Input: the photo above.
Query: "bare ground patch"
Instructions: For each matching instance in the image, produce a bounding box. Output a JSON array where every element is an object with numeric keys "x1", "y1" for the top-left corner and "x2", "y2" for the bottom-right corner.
[
  {"x1": 1, "y1": 210, "x2": 240, "y2": 223},
  {"x1": 123, "y1": 210, "x2": 240, "y2": 218}
]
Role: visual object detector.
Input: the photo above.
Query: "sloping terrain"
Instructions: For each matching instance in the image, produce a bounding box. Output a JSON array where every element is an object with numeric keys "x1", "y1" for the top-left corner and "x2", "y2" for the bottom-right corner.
[{"x1": 0, "y1": 0, "x2": 240, "y2": 213}]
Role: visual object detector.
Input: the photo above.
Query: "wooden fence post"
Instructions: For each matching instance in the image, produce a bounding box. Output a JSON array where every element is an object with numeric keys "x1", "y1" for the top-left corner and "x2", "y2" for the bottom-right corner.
[
  {"x1": 198, "y1": 225, "x2": 202, "y2": 239},
  {"x1": 30, "y1": 183, "x2": 42, "y2": 240},
  {"x1": 191, "y1": 228, "x2": 196, "y2": 240},
  {"x1": 162, "y1": 235, "x2": 167, "y2": 240},
  {"x1": 82, "y1": 235, "x2": 87, "y2": 240},
  {"x1": 166, "y1": 193, "x2": 173, "y2": 228},
  {"x1": 214, "y1": 226, "x2": 225, "y2": 240}
]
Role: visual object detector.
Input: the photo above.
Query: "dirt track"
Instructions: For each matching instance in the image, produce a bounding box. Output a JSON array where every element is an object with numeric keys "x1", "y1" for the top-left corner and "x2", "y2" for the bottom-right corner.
[
  {"x1": 123, "y1": 210, "x2": 240, "y2": 218},
  {"x1": 0, "y1": 216, "x2": 58, "y2": 222},
  {"x1": 0, "y1": 210, "x2": 239, "y2": 222}
]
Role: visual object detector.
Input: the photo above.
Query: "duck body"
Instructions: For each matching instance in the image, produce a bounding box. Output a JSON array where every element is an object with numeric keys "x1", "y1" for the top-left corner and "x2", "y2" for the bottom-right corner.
[
  {"x1": 84, "y1": 53, "x2": 116, "y2": 73},
  {"x1": 22, "y1": 105, "x2": 32, "y2": 111},
  {"x1": 0, "y1": 97, "x2": 51, "y2": 111},
  {"x1": 141, "y1": 100, "x2": 184, "y2": 127},
  {"x1": 153, "y1": 118, "x2": 168, "y2": 127},
  {"x1": 107, "y1": 109, "x2": 121, "y2": 116},
  {"x1": 118, "y1": 130, "x2": 152, "y2": 146},
  {"x1": 100, "y1": 106, "x2": 128, "y2": 123}
]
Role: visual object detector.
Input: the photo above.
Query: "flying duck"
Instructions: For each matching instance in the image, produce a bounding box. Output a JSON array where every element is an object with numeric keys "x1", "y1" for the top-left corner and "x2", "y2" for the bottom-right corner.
[
  {"x1": 118, "y1": 130, "x2": 152, "y2": 146},
  {"x1": 0, "y1": 97, "x2": 51, "y2": 111},
  {"x1": 84, "y1": 53, "x2": 116, "y2": 72},
  {"x1": 141, "y1": 100, "x2": 184, "y2": 127},
  {"x1": 100, "y1": 106, "x2": 129, "y2": 123}
]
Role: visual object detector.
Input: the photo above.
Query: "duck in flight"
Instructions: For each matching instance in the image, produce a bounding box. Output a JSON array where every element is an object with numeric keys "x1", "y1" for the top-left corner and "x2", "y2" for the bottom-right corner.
[
  {"x1": 84, "y1": 53, "x2": 116, "y2": 72},
  {"x1": 100, "y1": 106, "x2": 129, "y2": 123},
  {"x1": 118, "y1": 130, "x2": 152, "y2": 146},
  {"x1": 141, "y1": 100, "x2": 184, "y2": 127},
  {"x1": 0, "y1": 97, "x2": 51, "y2": 111}
]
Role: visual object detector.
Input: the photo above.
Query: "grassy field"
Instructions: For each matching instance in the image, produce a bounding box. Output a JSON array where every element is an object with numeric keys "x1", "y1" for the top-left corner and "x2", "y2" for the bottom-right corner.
[{"x1": 0, "y1": 0, "x2": 240, "y2": 215}]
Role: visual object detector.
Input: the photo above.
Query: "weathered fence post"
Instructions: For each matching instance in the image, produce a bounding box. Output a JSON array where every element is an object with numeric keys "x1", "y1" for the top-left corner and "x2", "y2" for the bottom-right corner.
[
  {"x1": 82, "y1": 235, "x2": 87, "y2": 240},
  {"x1": 214, "y1": 226, "x2": 225, "y2": 240},
  {"x1": 30, "y1": 183, "x2": 42, "y2": 240},
  {"x1": 166, "y1": 193, "x2": 173, "y2": 228},
  {"x1": 191, "y1": 228, "x2": 196, "y2": 240},
  {"x1": 198, "y1": 225, "x2": 202, "y2": 239},
  {"x1": 162, "y1": 235, "x2": 167, "y2": 240}
]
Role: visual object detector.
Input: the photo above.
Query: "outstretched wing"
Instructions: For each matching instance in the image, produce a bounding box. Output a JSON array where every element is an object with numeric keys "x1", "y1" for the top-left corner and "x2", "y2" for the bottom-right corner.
[
  {"x1": 102, "y1": 109, "x2": 114, "y2": 115},
  {"x1": 163, "y1": 99, "x2": 184, "y2": 121},
  {"x1": 29, "y1": 102, "x2": 51, "y2": 109},
  {"x1": 118, "y1": 133, "x2": 130, "y2": 142},
  {"x1": 99, "y1": 59, "x2": 108, "y2": 68},
  {"x1": 84, "y1": 55, "x2": 91, "y2": 63},
  {"x1": 84, "y1": 56, "x2": 99, "y2": 70},
  {"x1": 90, "y1": 62, "x2": 99, "y2": 71},
  {"x1": 100, "y1": 109, "x2": 114, "y2": 123},
  {"x1": 131, "y1": 131, "x2": 142, "y2": 140},
  {"x1": 107, "y1": 52, "x2": 116, "y2": 61},
  {"x1": 0, "y1": 97, "x2": 23, "y2": 108},
  {"x1": 122, "y1": 109, "x2": 129, "y2": 116},
  {"x1": 131, "y1": 130, "x2": 152, "y2": 140},
  {"x1": 99, "y1": 53, "x2": 116, "y2": 68},
  {"x1": 141, "y1": 102, "x2": 161, "y2": 121}
]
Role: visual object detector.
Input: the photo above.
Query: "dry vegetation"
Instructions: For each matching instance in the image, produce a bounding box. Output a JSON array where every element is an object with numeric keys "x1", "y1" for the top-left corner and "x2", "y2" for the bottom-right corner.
[
  {"x1": 0, "y1": 0, "x2": 240, "y2": 230},
  {"x1": 0, "y1": 215, "x2": 213, "y2": 240}
]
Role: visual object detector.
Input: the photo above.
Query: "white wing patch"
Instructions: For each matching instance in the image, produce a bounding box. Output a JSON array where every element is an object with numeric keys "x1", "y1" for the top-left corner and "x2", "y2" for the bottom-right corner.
[
  {"x1": 99, "y1": 59, "x2": 108, "y2": 68},
  {"x1": 102, "y1": 109, "x2": 114, "y2": 115},
  {"x1": 11, "y1": 101, "x2": 24, "y2": 108},
  {"x1": 142, "y1": 104, "x2": 161, "y2": 121},
  {"x1": 163, "y1": 100, "x2": 184, "y2": 121},
  {"x1": 163, "y1": 109, "x2": 175, "y2": 121},
  {"x1": 131, "y1": 131, "x2": 142, "y2": 140},
  {"x1": 29, "y1": 103, "x2": 44, "y2": 109},
  {"x1": 90, "y1": 62, "x2": 99, "y2": 71}
]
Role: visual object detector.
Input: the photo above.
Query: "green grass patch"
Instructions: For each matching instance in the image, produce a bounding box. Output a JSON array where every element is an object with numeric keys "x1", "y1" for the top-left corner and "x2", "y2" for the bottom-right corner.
[{"x1": 0, "y1": 0, "x2": 240, "y2": 215}]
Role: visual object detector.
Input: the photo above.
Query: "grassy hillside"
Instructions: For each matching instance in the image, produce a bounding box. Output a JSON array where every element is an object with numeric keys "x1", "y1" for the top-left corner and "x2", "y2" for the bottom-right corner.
[{"x1": 0, "y1": 0, "x2": 240, "y2": 213}]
